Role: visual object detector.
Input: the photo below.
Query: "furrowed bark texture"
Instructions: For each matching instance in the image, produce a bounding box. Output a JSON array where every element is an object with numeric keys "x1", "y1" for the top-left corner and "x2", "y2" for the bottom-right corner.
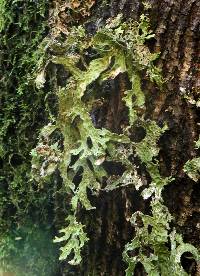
[{"x1": 57, "y1": 0, "x2": 200, "y2": 275}]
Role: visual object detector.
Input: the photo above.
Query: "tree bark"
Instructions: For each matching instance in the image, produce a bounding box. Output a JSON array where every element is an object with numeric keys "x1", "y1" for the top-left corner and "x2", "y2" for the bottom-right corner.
[{"x1": 55, "y1": 0, "x2": 200, "y2": 275}]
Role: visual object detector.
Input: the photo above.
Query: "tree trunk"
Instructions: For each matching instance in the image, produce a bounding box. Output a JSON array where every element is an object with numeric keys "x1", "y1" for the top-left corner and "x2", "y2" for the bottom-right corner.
[{"x1": 59, "y1": 0, "x2": 199, "y2": 275}]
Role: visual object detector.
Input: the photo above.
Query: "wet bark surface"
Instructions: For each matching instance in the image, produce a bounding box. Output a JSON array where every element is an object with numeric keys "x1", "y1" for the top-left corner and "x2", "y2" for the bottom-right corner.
[{"x1": 57, "y1": 0, "x2": 200, "y2": 275}]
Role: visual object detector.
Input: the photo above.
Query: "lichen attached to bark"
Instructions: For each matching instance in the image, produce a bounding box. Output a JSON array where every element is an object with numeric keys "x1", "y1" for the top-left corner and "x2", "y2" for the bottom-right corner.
[{"x1": 31, "y1": 13, "x2": 200, "y2": 275}]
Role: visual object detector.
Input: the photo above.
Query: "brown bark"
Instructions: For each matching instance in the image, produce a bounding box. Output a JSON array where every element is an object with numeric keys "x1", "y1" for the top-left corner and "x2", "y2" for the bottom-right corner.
[{"x1": 58, "y1": 0, "x2": 200, "y2": 275}]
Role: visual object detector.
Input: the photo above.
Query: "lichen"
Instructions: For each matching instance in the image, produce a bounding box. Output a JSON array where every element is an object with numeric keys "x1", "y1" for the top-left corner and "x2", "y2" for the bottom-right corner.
[
  {"x1": 123, "y1": 199, "x2": 199, "y2": 276},
  {"x1": 31, "y1": 13, "x2": 200, "y2": 275},
  {"x1": 54, "y1": 215, "x2": 89, "y2": 265},
  {"x1": 184, "y1": 137, "x2": 200, "y2": 182}
]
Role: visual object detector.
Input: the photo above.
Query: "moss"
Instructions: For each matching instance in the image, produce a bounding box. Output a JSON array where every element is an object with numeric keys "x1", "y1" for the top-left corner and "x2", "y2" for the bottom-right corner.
[
  {"x1": 0, "y1": 0, "x2": 60, "y2": 274},
  {"x1": 0, "y1": 223, "x2": 59, "y2": 276}
]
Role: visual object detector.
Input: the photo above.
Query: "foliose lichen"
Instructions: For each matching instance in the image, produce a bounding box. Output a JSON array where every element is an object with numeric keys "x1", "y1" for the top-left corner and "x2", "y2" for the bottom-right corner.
[{"x1": 31, "y1": 13, "x2": 200, "y2": 275}]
